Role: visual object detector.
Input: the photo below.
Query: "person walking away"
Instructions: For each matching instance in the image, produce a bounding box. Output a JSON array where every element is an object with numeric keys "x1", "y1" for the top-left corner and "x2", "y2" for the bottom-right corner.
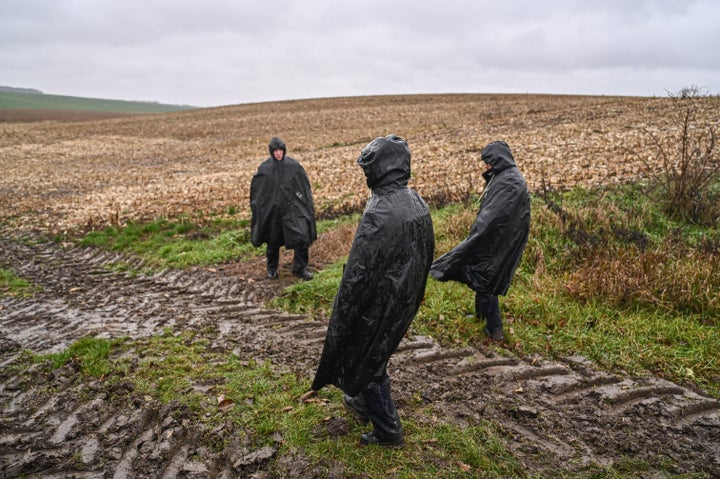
[
  {"x1": 250, "y1": 137, "x2": 317, "y2": 280},
  {"x1": 311, "y1": 134, "x2": 435, "y2": 447},
  {"x1": 429, "y1": 140, "x2": 530, "y2": 341}
]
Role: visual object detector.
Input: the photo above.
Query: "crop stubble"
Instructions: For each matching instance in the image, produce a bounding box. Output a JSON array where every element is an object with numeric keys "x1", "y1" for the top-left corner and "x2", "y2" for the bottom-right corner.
[{"x1": 1, "y1": 93, "x2": 718, "y2": 233}]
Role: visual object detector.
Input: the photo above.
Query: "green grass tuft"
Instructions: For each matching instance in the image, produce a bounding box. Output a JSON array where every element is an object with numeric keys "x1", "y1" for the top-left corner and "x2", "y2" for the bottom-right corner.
[
  {"x1": 0, "y1": 268, "x2": 41, "y2": 298},
  {"x1": 38, "y1": 336, "x2": 115, "y2": 377}
]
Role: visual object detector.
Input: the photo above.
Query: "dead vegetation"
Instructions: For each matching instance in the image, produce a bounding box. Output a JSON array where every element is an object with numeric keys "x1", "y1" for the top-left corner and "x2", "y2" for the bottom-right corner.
[{"x1": 1, "y1": 93, "x2": 719, "y2": 234}]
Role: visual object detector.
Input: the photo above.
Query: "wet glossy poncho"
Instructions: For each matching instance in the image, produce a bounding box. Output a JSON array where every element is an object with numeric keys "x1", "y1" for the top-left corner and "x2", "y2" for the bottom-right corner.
[
  {"x1": 250, "y1": 137, "x2": 317, "y2": 249},
  {"x1": 429, "y1": 141, "x2": 530, "y2": 295},
  {"x1": 311, "y1": 135, "x2": 435, "y2": 396}
]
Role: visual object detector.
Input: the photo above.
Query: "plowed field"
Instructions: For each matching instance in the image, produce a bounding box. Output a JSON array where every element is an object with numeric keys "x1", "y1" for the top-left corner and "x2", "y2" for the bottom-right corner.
[
  {"x1": 3, "y1": 93, "x2": 718, "y2": 233},
  {"x1": 2, "y1": 94, "x2": 719, "y2": 478}
]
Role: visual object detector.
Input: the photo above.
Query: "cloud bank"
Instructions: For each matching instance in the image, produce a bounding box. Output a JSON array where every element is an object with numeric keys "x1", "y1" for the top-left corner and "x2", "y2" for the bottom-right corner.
[{"x1": 2, "y1": 0, "x2": 719, "y2": 106}]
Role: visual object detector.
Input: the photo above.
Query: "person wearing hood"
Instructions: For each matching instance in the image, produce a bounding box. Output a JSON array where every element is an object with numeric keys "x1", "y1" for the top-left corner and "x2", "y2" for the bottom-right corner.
[
  {"x1": 429, "y1": 140, "x2": 530, "y2": 341},
  {"x1": 250, "y1": 137, "x2": 317, "y2": 280},
  {"x1": 311, "y1": 134, "x2": 434, "y2": 448}
]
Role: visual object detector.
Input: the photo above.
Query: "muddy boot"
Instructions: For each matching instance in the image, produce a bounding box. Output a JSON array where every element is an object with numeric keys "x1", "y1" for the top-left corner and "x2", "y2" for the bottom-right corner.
[
  {"x1": 360, "y1": 429, "x2": 405, "y2": 448},
  {"x1": 360, "y1": 377, "x2": 404, "y2": 448},
  {"x1": 484, "y1": 326, "x2": 505, "y2": 341}
]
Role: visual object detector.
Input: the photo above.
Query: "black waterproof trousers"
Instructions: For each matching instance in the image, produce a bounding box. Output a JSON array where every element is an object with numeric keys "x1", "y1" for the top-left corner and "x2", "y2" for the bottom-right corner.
[
  {"x1": 364, "y1": 375, "x2": 402, "y2": 437},
  {"x1": 265, "y1": 211, "x2": 310, "y2": 274},
  {"x1": 475, "y1": 293, "x2": 502, "y2": 333},
  {"x1": 266, "y1": 244, "x2": 309, "y2": 273},
  {"x1": 347, "y1": 370, "x2": 401, "y2": 439}
]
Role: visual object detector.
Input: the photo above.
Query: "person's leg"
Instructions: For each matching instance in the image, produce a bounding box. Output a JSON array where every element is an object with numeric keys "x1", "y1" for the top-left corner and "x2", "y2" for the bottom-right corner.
[
  {"x1": 265, "y1": 213, "x2": 284, "y2": 279},
  {"x1": 343, "y1": 391, "x2": 369, "y2": 424},
  {"x1": 291, "y1": 245, "x2": 312, "y2": 279},
  {"x1": 475, "y1": 292, "x2": 504, "y2": 340},
  {"x1": 265, "y1": 244, "x2": 280, "y2": 279},
  {"x1": 360, "y1": 375, "x2": 404, "y2": 447}
]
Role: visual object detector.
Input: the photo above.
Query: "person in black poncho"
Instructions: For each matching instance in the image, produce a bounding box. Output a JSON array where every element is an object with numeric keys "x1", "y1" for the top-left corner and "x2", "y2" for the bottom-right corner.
[
  {"x1": 311, "y1": 134, "x2": 434, "y2": 448},
  {"x1": 429, "y1": 140, "x2": 530, "y2": 341},
  {"x1": 250, "y1": 137, "x2": 317, "y2": 280}
]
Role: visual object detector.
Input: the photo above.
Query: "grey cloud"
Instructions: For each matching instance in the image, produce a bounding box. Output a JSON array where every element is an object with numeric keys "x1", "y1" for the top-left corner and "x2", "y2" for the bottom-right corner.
[{"x1": 1, "y1": 0, "x2": 718, "y2": 106}]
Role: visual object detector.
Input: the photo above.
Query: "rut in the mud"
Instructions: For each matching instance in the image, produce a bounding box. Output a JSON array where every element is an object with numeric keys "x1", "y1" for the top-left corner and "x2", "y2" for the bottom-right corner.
[{"x1": 1, "y1": 236, "x2": 719, "y2": 478}]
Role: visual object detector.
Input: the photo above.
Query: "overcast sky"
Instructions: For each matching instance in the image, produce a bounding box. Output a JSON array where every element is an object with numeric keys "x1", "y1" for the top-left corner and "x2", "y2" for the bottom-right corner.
[{"x1": 2, "y1": 0, "x2": 719, "y2": 107}]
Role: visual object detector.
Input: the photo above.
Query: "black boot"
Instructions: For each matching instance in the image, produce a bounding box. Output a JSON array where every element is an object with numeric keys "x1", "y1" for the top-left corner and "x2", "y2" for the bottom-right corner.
[
  {"x1": 266, "y1": 244, "x2": 280, "y2": 280},
  {"x1": 360, "y1": 429, "x2": 405, "y2": 448},
  {"x1": 291, "y1": 246, "x2": 311, "y2": 280}
]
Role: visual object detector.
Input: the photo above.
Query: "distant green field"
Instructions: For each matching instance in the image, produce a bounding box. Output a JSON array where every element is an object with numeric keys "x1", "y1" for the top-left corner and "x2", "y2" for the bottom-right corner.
[{"x1": 0, "y1": 90, "x2": 195, "y2": 113}]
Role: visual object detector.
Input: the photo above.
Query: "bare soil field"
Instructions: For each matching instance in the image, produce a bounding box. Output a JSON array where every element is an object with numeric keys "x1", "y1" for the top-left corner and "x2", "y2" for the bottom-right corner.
[
  {"x1": 1, "y1": 94, "x2": 719, "y2": 477},
  {"x1": 3, "y1": 93, "x2": 718, "y2": 234}
]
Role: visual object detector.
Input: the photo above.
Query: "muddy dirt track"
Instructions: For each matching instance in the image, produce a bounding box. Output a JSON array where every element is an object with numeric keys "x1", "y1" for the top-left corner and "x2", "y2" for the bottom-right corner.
[{"x1": 1, "y1": 233, "x2": 719, "y2": 478}]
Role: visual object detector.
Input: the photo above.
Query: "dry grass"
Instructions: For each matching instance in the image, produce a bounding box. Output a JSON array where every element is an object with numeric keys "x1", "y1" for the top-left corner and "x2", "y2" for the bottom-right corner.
[
  {"x1": 2, "y1": 93, "x2": 719, "y2": 234},
  {"x1": 310, "y1": 223, "x2": 358, "y2": 268},
  {"x1": 565, "y1": 241, "x2": 720, "y2": 315}
]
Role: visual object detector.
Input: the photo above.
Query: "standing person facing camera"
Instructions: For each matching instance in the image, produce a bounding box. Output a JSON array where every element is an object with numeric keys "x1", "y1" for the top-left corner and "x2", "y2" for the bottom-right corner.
[
  {"x1": 250, "y1": 137, "x2": 316, "y2": 280},
  {"x1": 429, "y1": 140, "x2": 530, "y2": 341},
  {"x1": 311, "y1": 134, "x2": 435, "y2": 448}
]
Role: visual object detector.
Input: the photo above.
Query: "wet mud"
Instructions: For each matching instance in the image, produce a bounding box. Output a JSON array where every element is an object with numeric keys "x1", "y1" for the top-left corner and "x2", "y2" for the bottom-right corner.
[{"x1": 1, "y1": 235, "x2": 719, "y2": 478}]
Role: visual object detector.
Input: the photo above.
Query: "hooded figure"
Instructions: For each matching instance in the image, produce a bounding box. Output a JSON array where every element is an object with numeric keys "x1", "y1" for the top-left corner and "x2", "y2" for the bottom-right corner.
[
  {"x1": 311, "y1": 134, "x2": 434, "y2": 447},
  {"x1": 429, "y1": 140, "x2": 530, "y2": 340},
  {"x1": 250, "y1": 137, "x2": 317, "y2": 279}
]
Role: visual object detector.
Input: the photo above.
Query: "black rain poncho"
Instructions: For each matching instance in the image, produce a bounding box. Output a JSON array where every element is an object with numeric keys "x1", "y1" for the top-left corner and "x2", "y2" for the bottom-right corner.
[
  {"x1": 429, "y1": 141, "x2": 530, "y2": 295},
  {"x1": 250, "y1": 137, "x2": 317, "y2": 249},
  {"x1": 311, "y1": 135, "x2": 435, "y2": 396}
]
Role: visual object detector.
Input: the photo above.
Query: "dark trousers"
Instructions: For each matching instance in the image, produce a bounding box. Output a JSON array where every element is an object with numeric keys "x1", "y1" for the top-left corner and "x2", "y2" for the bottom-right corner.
[
  {"x1": 266, "y1": 244, "x2": 309, "y2": 273},
  {"x1": 363, "y1": 375, "x2": 402, "y2": 438},
  {"x1": 347, "y1": 367, "x2": 401, "y2": 438},
  {"x1": 475, "y1": 292, "x2": 502, "y2": 332}
]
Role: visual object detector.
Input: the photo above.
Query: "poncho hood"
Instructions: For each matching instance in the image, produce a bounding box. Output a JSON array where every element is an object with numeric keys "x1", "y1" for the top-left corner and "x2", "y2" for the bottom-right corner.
[
  {"x1": 357, "y1": 134, "x2": 411, "y2": 190},
  {"x1": 481, "y1": 140, "x2": 516, "y2": 171},
  {"x1": 268, "y1": 137, "x2": 287, "y2": 158}
]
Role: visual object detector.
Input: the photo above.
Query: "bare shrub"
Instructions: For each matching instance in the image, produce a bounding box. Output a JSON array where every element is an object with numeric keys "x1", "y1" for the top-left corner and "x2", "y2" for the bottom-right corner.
[{"x1": 640, "y1": 86, "x2": 720, "y2": 224}]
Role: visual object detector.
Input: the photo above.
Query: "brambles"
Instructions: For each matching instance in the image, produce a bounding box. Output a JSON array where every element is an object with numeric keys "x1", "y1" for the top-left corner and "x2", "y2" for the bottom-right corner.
[{"x1": 639, "y1": 86, "x2": 720, "y2": 224}]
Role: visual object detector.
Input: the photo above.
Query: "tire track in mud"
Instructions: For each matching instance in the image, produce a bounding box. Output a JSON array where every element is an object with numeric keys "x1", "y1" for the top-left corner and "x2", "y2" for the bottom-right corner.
[{"x1": 1, "y1": 236, "x2": 719, "y2": 477}]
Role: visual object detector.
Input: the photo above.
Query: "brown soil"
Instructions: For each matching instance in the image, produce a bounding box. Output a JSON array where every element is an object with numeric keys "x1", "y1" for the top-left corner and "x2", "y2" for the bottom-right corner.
[{"x1": 1, "y1": 233, "x2": 718, "y2": 478}]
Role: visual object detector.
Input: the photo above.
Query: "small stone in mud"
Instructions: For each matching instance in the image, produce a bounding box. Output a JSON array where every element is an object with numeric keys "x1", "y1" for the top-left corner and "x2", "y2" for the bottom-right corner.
[
  {"x1": 183, "y1": 460, "x2": 209, "y2": 474},
  {"x1": 233, "y1": 445, "x2": 278, "y2": 468},
  {"x1": 512, "y1": 406, "x2": 540, "y2": 418}
]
